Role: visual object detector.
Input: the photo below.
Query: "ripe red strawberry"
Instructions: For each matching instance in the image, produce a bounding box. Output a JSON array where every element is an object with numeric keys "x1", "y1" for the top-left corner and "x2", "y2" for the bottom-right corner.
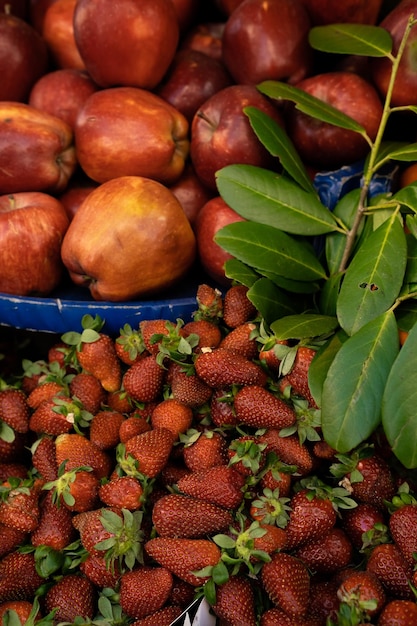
[
  {"x1": 48, "y1": 340, "x2": 74, "y2": 370},
  {"x1": 0, "y1": 463, "x2": 28, "y2": 482},
  {"x1": 79, "y1": 553, "x2": 121, "y2": 589},
  {"x1": 341, "y1": 502, "x2": 387, "y2": 550},
  {"x1": 210, "y1": 387, "x2": 240, "y2": 427},
  {"x1": 55, "y1": 432, "x2": 113, "y2": 480},
  {"x1": 115, "y1": 323, "x2": 146, "y2": 365},
  {"x1": 0, "y1": 477, "x2": 43, "y2": 533},
  {"x1": 123, "y1": 427, "x2": 174, "y2": 478},
  {"x1": 28, "y1": 396, "x2": 74, "y2": 436},
  {"x1": 0, "y1": 600, "x2": 35, "y2": 625},
  {"x1": 176, "y1": 465, "x2": 247, "y2": 509},
  {"x1": 139, "y1": 319, "x2": 173, "y2": 355},
  {"x1": 144, "y1": 537, "x2": 221, "y2": 586},
  {"x1": 130, "y1": 605, "x2": 183, "y2": 626},
  {"x1": 152, "y1": 493, "x2": 233, "y2": 538},
  {"x1": 0, "y1": 388, "x2": 30, "y2": 434},
  {"x1": 106, "y1": 388, "x2": 135, "y2": 414},
  {"x1": 119, "y1": 566, "x2": 173, "y2": 619},
  {"x1": 0, "y1": 551, "x2": 44, "y2": 602},
  {"x1": 258, "y1": 464, "x2": 293, "y2": 499},
  {"x1": 223, "y1": 284, "x2": 257, "y2": 328},
  {"x1": 123, "y1": 355, "x2": 166, "y2": 403},
  {"x1": 388, "y1": 502, "x2": 417, "y2": 567},
  {"x1": 194, "y1": 347, "x2": 267, "y2": 388},
  {"x1": 194, "y1": 283, "x2": 223, "y2": 322},
  {"x1": 260, "y1": 606, "x2": 317, "y2": 625},
  {"x1": 46, "y1": 467, "x2": 100, "y2": 513},
  {"x1": 220, "y1": 322, "x2": 259, "y2": 359},
  {"x1": 294, "y1": 527, "x2": 353, "y2": 574},
  {"x1": 366, "y1": 542, "x2": 414, "y2": 600},
  {"x1": 336, "y1": 570, "x2": 386, "y2": 620},
  {"x1": 75, "y1": 332, "x2": 122, "y2": 393},
  {"x1": 258, "y1": 429, "x2": 314, "y2": 476},
  {"x1": 261, "y1": 551, "x2": 310, "y2": 618},
  {"x1": 98, "y1": 475, "x2": 144, "y2": 510},
  {"x1": 30, "y1": 490, "x2": 75, "y2": 550},
  {"x1": 0, "y1": 523, "x2": 26, "y2": 559},
  {"x1": 44, "y1": 573, "x2": 96, "y2": 623},
  {"x1": 279, "y1": 346, "x2": 318, "y2": 407},
  {"x1": 212, "y1": 575, "x2": 257, "y2": 626},
  {"x1": 69, "y1": 372, "x2": 107, "y2": 414},
  {"x1": 252, "y1": 523, "x2": 288, "y2": 556},
  {"x1": 168, "y1": 362, "x2": 213, "y2": 408},
  {"x1": 182, "y1": 429, "x2": 228, "y2": 472},
  {"x1": 181, "y1": 319, "x2": 222, "y2": 351},
  {"x1": 159, "y1": 462, "x2": 190, "y2": 488},
  {"x1": 378, "y1": 599, "x2": 417, "y2": 625},
  {"x1": 119, "y1": 415, "x2": 152, "y2": 443},
  {"x1": 31, "y1": 435, "x2": 58, "y2": 481},
  {"x1": 89, "y1": 410, "x2": 125, "y2": 450},
  {"x1": 0, "y1": 432, "x2": 27, "y2": 464},
  {"x1": 150, "y1": 398, "x2": 193, "y2": 439},
  {"x1": 228, "y1": 435, "x2": 267, "y2": 476},
  {"x1": 249, "y1": 486, "x2": 291, "y2": 527},
  {"x1": 233, "y1": 384, "x2": 296, "y2": 430},
  {"x1": 26, "y1": 381, "x2": 67, "y2": 410}
]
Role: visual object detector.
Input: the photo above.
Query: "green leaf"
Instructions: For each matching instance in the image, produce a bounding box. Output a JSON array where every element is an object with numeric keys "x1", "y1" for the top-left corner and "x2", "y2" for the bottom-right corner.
[
  {"x1": 382, "y1": 142, "x2": 417, "y2": 162},
  {"x1": 404, "y1": 234, "x2": 417, "y2": 285},
  {"x1": 223, "y1": 258, "x2": 260, "y2": 288},
  {"x1": 270, "y1": 314, "x2": 339, "y2": 341},
  {"x1": 382, "y1": 320, "x2": 417, "y2": 468},
  {"x1": 262, "y1": 271, "x2": 321, "y2": 294},
  {"x1": 258, "y1": 80, "x2": 367, "y2": 136},
  {"x1": 0, "y1": 421, "x2": 15, "y2": 443},
  {"x1": 244, "y1": 106, "x2": 316, "y2": 193},
  {"x1": 319, "y1": 273, "x2": 343, "y2": 317},
  {"x1": 309, "y1": 23, "x2": 392, "y2": 57},
  {"x1": 325, "y1": 189, "x2": 362, "y2": 275},
  {"x1": 215, "y1": 221, "x2": 327, "y2": 282},
  {"x1": 216, "y1": 164, "x2": 337, "y2": 236},
  {"x1": 392, "y1": 180, "x2": 417, "y2": 213},
  {"x1": 247, "y1": 277, "x2": 298, "y2": 325},
  {"x1": 395, "y1": 299, "x2": 417, "y2": 331},
  {"x1": 337, "y1": 212, "x2": 408, "y2": 335},
  {"x1": 308, "y1": 331, "x2": 347, "y2": 408},
  {"x1": 321, "y1": 310, "x2": 399, "y2": 452}
]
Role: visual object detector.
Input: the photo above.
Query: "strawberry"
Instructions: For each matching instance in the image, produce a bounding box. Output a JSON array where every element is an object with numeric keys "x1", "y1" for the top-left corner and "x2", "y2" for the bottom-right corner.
[
  {"x1": 330, "y1": 444, "x2": 396, "y2": 509},
  {"x1": 249, "y1": 486, "x2": 291, "y2": 528},
  {"x1": 159, "y1": 462, "x2": 190, "y2": 487},
  {"x1": 0, "y1": 463, "x2": 28, "y2": 482},
  {"x1": 119, "y1": 414, "x2": 152, "y2": 443},
  {"x1": 44, "y1": 465, "x2": 100, "y2": 513},
  {"x1": 258, "y1": 429, "x2": 315, "y2": 476},
  {"x1": 0, "y1": 477, "x2": 43, "y2": 533},
  {"x1": 115, "y1": 323, "x2": 146, "y2": 365},
  {"x1": 119, "y1": 566, "x2": 173, "y2": 619},
  {"x1": 144, "y1": 537, "x2": 221, "y2": 586},
  {"x1": 150, "y1": 398, "x2": 193, "y2": 439},
  {"x1": 167, "y1": 362, "x2": 213, "y2": 408},
  {"x1": 366, "y1": 542, "x2": 414, "y2": 600},
  {"x1": 168, "y1": 576, "x2": 195, "y2": 608},
  {"x1": 181, "y1": 429, "x2": 228, "y2": 472},
  {"x1": 220, "y1": 322, "x2": 259, "y2": 359},
  {"x1": 0, "y1": 523, "x2": 26, "y2": 559},
  {"x1": 194, "y1": 347, "x2": 267, "y2": 388},
  {"x1": 252, "y1": 523, "x2": 288, "y2": 557},
  {"x1": 0, "y1": 600, "x2": 35, "y2": 625},
  {"x1": 212, "y1": 575, "x2": 257, "y2": 626},
  {"x1": 30, "y1": 490, "x2": 75, "y2": 550},
  {"x1": 48, "y1": 340, "x2": 74, "y2": 370},
  {"x1": 261, "y1": 551, "x2": 310, "y2": 618},
  {"x1": 181, "y1": 319, "x2": 222, "y2": 351},
  {"x1": 75, "y1": 332, "x2": 122, "y2": 393},
  {"x1": 223, "y1": 284, "x2": 257, "y2": 329},
  {"x1": 55, "y1": 432, "x2": 113, "y2": 480},
  {"x1": 258, "y1": 463, "x2": 294, "y2": 499},
  {"x1": 79, "y1": 553, "x2": 121, "y2": 588},
  {"x1": 98, "y1": 475, "x2": 144, "y2": 510},
  {"x1": 388, "y1": 497, "x2": 417, "y2": 566},
  {"x1": 26, "y1": 381, "x2": 67, "y2": 410},
  {"x1": 378, "y1": 599, "x2": 417, "y2": 625},
  {"x1": 228, "y1": 435, "x2": 267, "y2": 476},
  {"x1": 123, "y1": 427, "x2": 174, "y2": 478},
  {"x1": 279, "y1": 345, "x2": 318, "y2": 407},
  {"x1": 0, "y1": 551, "x2": 44, "y2": 602},
  {"x1": 69, "y1": 372, "x2": 107, "y2": 414},
  {"x1": 89, "y1": 409, "x2": 125, "y2": 450},
  {"x1": 306, "y1": 579, "x2": 340, "y2": 625},
  {"x1": 31, "y1": 436, "x2": 58, "y2": 481},
  {"x1": 123, "y1": 355, "x2": 166, "y2": 403},
  {"x1": 130, "y1": 605, "x2": 183, "y2": 626},
  {"x1": 0, "y1": 388, "x2": 30, "y2": 434},
  {"x1": 0, "y1": 432, "x2": 28, "y2": 464},
  {"x1": 260, "y1": 606, "x2": 317, "y2": 625},
  {"x1": 210, "y1": 387, "x2": 240, "y2": 427},
  {"x1": 341, "y1": 502, "x2": 387, "y2": 551},
  {"x1": 106, "y1": 388, "x2": 135, "y2": 414},
  {"x1": 139, "y1": 319, "x2": 174, "y2": 355},
  {"x1": 176, "y1": 465, "x2": 247, "y2": 509},
  {"x1": 336, "y1": 570, "x2": 386, "y2": 620},
  {"x1": 294, "y1": 527, "x2": 353, "y2": 574},
  {"x1": 193, "y1": 283, "x2": 223, "y2": 323},
  {"x1": 28, "y1": 396, "x2": 75, "y2": 437},
  {"x1": 152, "y1": 493, "x2": 233, "y2": 538},
  {"x1": 43, "y1": 573, "x2": 96, "y2": 623},
  {"x1": 233, "y1": 384, "x2": 296, "y2": 430}
]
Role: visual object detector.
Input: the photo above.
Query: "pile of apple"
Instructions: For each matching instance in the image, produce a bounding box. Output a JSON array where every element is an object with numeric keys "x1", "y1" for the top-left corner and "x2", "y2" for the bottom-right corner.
[{"x1": 0, "y1": 0, "x2": 410, "y2": 301}]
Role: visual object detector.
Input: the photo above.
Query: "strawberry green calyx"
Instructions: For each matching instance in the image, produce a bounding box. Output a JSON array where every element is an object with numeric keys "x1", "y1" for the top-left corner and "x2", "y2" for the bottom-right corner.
[
  {"x1": 116, "y1": 323, "x2": 146, "y2": 363},
  {"x1": 296, "y1": 475, "x2": 357, "y2": 512},
  {"x1": 228, "y1": 437, "x2": 267, "y2": 475},
  {"x1": 0, "y1": 475, "x2": 32, "y2": 501},
  {"x1": 250, "y1": 487, "x2": 291, "y2": 528},
  {"x1": 94, "y1": 508, "x2": 144, "y2": 573},
  {"x1": 50, "y1": 395, "x2": 94, "y2": 434},
  {"x1": 43, "y1": 462, "x2": 93, "y2": 508},
  {"x1": 279, "y1": 396, "x2": 322, "y2": 444},
  {"x1": 2, "y1": 597, "x2": 56, "y2": 626},
  {"x1": 153, "y1": 318, "x2": 199, "y2": 368}
]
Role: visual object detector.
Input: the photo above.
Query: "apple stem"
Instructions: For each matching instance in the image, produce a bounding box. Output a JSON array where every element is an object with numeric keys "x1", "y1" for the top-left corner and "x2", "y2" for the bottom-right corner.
[
  {"x1": 337, "y1": 13, "x2": 417, "y2": 274},
  {"x1": 3, "y1": 4, "x2": 11, "y2": 14}
]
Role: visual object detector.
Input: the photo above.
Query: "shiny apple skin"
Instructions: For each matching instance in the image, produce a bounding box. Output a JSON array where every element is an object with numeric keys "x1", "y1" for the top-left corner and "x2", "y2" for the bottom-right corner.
[
  {"x1": 42, "y1": 0, "x2": 86, "y2": 70},
  {"x1": 169, "y1": 162, "x2": 214, "y2": 228},
  {"x1": 0, "y1": 102, "x2": 77, "y2": 194},
  {"x1": 222, "y1": 0, "x2": 312, "y2": 86},
  {"x1": 75, "y1": 87, "x2": 189, "y2": 186},
  {"x1": 180, "y1": 22, "x2": 225, "y2": 62},
  {"x1": 299, "y1": 0, "x2": 383, "y2": 25},
  {"x1": 61, "y1": 176, "x2": 197, "y2": 301},
  {"x1": 0, "y1": 192, "x2": 70, "y2": 296}
]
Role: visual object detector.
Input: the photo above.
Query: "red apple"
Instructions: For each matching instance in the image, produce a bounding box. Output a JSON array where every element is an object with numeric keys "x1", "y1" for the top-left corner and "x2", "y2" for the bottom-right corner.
[
  {"x1": 190, "y1": 84, "x2": 284, "y2": 191},
  {"x1": 285, "y1": 71, "x2": 384, "y2": 170},
  {"x1": 42, "y1": 0, "x2": 86, "y2": 70},
  {"x1": 74, "y1": 86, "x2": 189, "y2": 186},
  {"x1": 299, "y1": 0, "x2": 383, "y2": 25},
  {"x1": 0, "y1": 10, "x2": 48, "y2": 102},
  {"x1": 180, "y1": 21, "x2": 225, "y2": 62},
  {"x1": 58, "y1": 174, "x2": 98, "y2": 221},
  {"x1": 221, "y1": 0, "x2": 312, "y2": 86},
  {"x1": 73, "y1": 0, "x2": 180, "y2": 89},
  {"x1": 215, "y1": 0, "x2": 245, "y2": 16},
  {"x1": 60, "y1": 175, "x2": 197, "y2": 301},
  {"x1": 170, "y1": 0, "x2": 198, "y2": 33},
  {"x1": 169, "y1": 162, "x2": 214, "y2": 227},
  {"x1": 29, "y1": 69, "x2": 99, "y2": 129},
  {"x1": 0, "y1": 191, "x2": 69, "y2": 296},
  {"x1": 0, "y1": 102, "x2": 77, "y2": 194},
  {"x1": 195, "y1": 196, "x2": 245, "y2": 285},
  {"x1": 29, "y1": 0, "x2": 58, "y2": 33},
  {"x1": 371, "y1": 0, "x2": 417, "y2": 106},
  {"x1": 157, "y1": 49, "x2": 232, "y2": 124}
]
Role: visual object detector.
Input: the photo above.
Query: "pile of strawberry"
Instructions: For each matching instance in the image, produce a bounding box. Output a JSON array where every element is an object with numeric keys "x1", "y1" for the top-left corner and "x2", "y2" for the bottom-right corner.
[{"x1": 1, "y1": 283, "x2": 417, "y2": 626}]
